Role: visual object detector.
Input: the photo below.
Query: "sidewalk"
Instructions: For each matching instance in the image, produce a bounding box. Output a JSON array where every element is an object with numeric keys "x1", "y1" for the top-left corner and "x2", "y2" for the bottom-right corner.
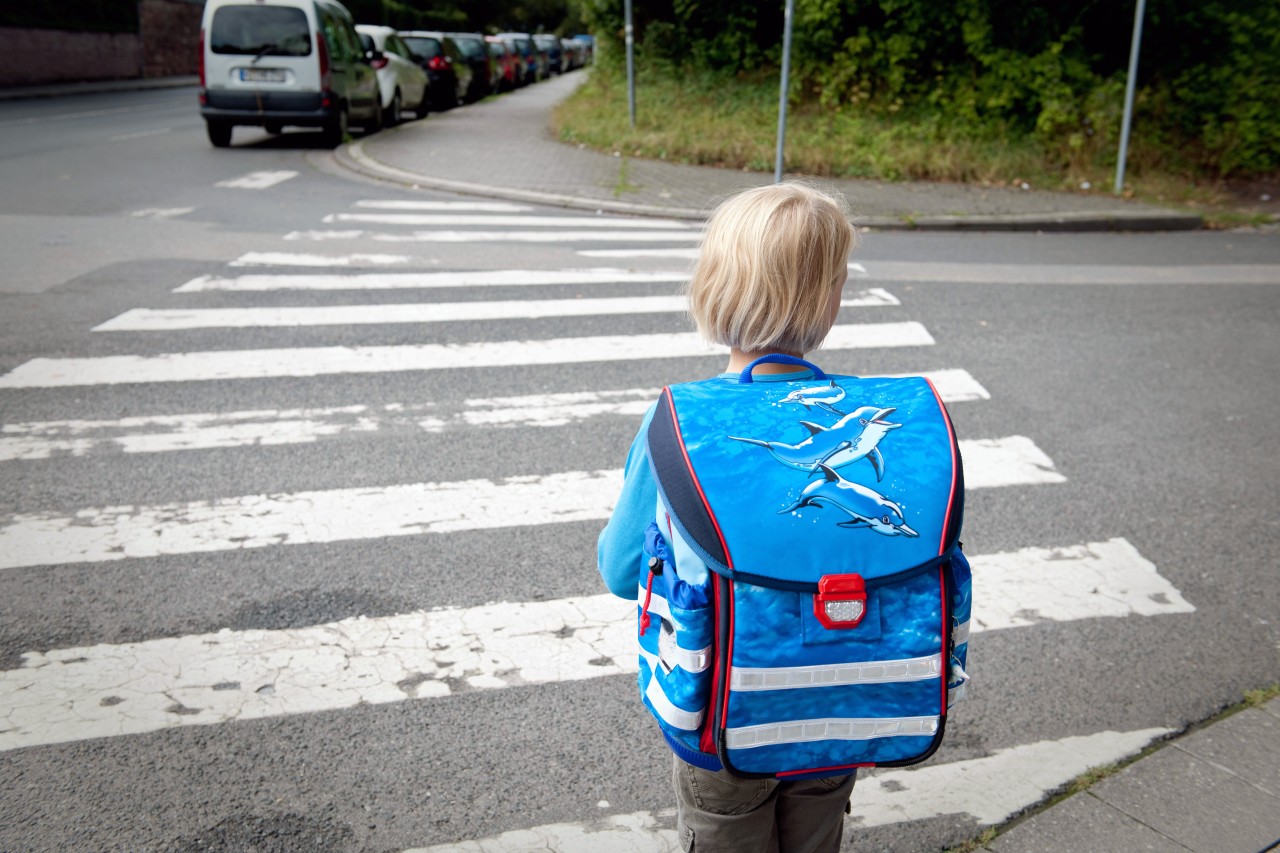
[{"x1": 341, "y1": 71, "x2": 1204, "y2": 231}]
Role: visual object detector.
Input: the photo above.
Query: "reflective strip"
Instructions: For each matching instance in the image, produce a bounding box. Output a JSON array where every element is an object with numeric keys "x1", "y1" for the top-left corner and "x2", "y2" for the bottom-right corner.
[
  {"x1": 953, "y1": 620, "x2": 970, "y2": 646},
  {"x1": 726, "y1": 716, "x2": 939, "y2": 749},
  {"x1": 640, "y1": 652, "x2": 705, "y2": 731},
  {"x1": 731, "y1": 654, "x2": 941, "y2": 691},
  {"x1": 636, "y1": 583, "x2": 672, "y2": 621}
]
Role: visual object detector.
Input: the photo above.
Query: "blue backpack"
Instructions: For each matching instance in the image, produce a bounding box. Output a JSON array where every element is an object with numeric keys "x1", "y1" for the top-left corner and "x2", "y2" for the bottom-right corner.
[{"x1": 637, "y1": 355, "x2": 971, "y2": 779}]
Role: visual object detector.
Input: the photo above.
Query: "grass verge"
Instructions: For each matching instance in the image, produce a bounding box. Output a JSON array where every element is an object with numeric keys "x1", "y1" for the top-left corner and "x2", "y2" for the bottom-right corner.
[{"x1": 553, "y1": 65, "x2": 1278, "y2": 228}]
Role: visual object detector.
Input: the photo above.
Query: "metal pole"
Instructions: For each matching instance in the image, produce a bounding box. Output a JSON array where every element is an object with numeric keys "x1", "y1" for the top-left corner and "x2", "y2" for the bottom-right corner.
[
  {"x1": 774, "y1": 0, "x2": 795, "y2": 183},
  {"x1": 1115, "y1": 0, "x2": 1146, "y2": 194},
  {"x1": 624, "y1": 0, "x2": 636, "y2": 129}
]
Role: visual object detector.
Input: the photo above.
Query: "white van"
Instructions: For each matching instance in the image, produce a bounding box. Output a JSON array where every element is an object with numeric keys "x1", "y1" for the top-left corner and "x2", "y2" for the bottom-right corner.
[{"x1": 199, "y1": 0, "x2": 381, "y2": 147}]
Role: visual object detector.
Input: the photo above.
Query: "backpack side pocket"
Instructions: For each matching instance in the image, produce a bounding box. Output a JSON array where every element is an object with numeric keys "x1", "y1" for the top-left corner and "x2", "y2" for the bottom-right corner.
[{"x1": 638, "y1": 523, "x2": 714, "y2": 738}]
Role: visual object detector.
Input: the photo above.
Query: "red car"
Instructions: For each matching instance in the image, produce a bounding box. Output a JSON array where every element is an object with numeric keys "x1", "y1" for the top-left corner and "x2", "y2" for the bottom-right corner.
[{"x1": 485, "y1": 35, "x2": 521, "y2": 91}]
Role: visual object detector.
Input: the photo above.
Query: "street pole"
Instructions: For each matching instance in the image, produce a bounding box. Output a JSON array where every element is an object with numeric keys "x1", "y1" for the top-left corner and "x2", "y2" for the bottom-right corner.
[
  {"x1": 774, "y1": 0, "x2": 795, "y2": 183},
  {"x1": 1115, "y1": 0, "x2": 1147, "y2": 195},
  {"x1": 624, "y1": 0, "x2": 636, "y2": 129}
]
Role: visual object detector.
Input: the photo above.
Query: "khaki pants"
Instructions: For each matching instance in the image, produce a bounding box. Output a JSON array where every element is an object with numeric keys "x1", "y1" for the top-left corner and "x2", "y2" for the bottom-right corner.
[{"x1": 673, "y1": 757, "x2": 857, "y2": 853}]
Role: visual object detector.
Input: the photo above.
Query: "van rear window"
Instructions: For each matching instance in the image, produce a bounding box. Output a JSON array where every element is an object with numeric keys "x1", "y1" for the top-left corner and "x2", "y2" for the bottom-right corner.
[{"x1": 210, "y1": 6, "x2": 312, "y2": 56}]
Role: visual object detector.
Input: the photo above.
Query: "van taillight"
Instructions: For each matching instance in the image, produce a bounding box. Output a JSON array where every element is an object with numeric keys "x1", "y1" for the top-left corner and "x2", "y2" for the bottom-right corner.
[
  {"x1": 316, "y1": 31, "x2": 330, "y2": 85},
  {"x1": 198, "y1": 29, "x2": 206, "y2": 88}
]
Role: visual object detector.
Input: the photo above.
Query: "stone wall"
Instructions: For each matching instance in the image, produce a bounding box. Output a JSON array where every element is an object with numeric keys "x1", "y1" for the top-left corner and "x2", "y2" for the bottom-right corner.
[{"x1": 0, "y1": 0, "x2": 202, "y2": 88}]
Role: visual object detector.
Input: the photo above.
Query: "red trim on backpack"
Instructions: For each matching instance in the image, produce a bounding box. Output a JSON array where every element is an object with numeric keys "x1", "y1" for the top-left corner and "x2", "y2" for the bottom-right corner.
[
  {"x1": 776, "y1": 761, "x2": 875, "y2": 778},
  {"x1": 663, "y1": 387, "x2": 733, "y2": 570},
  {"x1": 938, "y1": 565, "x2": 949, "y2": 716},
  {"x1": 925, "y1": 377, "x2": 959, "y2": 558},
  {"x1": 699, "y1": 576, "x2": 722, "y2": 755}
]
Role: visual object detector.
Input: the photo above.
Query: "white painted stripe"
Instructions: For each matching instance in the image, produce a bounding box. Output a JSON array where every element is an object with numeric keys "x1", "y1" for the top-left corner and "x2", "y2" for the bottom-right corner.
[
  {"x1": 578, "y1": 248, "x2": 700, "y2": 260},
  {"x1": 0, "y1": 369, "x2": 983, "y2": 460},
  {"x1": 215, "y1": 170, "x2": 298, "y2": 189},
  {"x1": 93, "y1": 291, "x2": 899, "y2": 332},
  {"x1": 0, "y1": 324, "x2": 934, "y2": 388},
  {"x1": 400, "y1": 728, "x2": 1171, "y2": 851},
  {"x1": 960, "y1": 435, "x2": 1066, "y2": 488},
  {"x1": 849, "y1": 261, "x2": 1280, "y2": 286},
  {"x1": 229, "y1": 252, "x2": 411, "y2": 267},
  {"x1": 354, "y1": 200, "x2": 532, "y2": 211},
  {"x1": 129, "y1": 207, "x2": 192, "y2": 219},
  {"x1": 285, "y1": 230, "x2": 701, "y2": 243},
  {"x1": 0, "y1": 539, "x2": 1185, "y2": 750},
  {"x1": 173, "y1": 268, "x2": 687, "y2": 292},
  {"x1": 325, "y1": 213, "x2": 697, "y2": 229},
  {"x1": 0, "y1": 436, "x2": 1057, "y2": 569},
  {"x1": 731, "y1": 654, "x2": 942, "y2": 691},
  {"x1": 727, "y1": 715, "x2": 939, "y2": 749}
]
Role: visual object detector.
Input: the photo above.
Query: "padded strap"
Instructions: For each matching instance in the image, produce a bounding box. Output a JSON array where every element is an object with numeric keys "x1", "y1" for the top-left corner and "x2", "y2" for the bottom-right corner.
[{"x1": 738, "y1": 354, "x2": 826, "y2": 383}]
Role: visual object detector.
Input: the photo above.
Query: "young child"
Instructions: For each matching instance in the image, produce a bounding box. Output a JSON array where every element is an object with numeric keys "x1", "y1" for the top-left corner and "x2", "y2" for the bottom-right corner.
[{"x1": 597, "y1": 182, "x2": 860, "y2": 853}]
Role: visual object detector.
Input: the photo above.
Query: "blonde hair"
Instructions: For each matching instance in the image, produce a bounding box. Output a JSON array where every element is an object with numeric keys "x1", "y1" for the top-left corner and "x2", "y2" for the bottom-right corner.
[{"x1": 687, "y1": 182, "x2": 856, "y2": 355}]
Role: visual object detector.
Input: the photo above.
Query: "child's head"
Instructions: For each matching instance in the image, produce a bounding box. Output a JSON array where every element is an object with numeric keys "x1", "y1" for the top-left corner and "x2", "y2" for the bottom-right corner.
[{"x1": 688, "y1": 182, "x2": 856, "y2": 357}]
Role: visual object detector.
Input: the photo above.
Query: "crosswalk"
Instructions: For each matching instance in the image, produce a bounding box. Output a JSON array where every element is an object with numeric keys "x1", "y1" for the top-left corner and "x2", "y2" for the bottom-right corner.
[{"x1": 0, "y1": 198, "x2": 1199, "y2": 851}]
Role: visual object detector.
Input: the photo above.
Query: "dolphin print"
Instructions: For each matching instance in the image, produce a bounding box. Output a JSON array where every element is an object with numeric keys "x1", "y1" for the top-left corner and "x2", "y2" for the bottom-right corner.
[
  {"x1": 780, "y1": 380, "x2": 847, "y2": 416},
  {"x1": 729, "y1": 406, "x2": 901, "y2": 480},
  {"x1": 780, "y1": 464, "x2": 918, "y2": 537}
]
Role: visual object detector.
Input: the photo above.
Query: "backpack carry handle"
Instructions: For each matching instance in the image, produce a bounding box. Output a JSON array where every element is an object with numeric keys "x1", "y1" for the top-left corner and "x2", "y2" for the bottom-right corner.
[{"x1": 738, "y1": 354, "x2": 826, "y2": 383}]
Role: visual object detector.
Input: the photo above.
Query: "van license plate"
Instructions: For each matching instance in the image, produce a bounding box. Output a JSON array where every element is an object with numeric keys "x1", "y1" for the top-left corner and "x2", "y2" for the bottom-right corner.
[{"x1": 240, "y1": 68, "x2": 286, "y2": 83}]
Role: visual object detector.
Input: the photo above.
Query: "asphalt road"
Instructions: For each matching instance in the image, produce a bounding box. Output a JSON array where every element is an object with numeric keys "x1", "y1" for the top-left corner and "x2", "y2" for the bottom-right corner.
[{"x1": 0, "y1": 87, "x2": 1278, "y2": 853}]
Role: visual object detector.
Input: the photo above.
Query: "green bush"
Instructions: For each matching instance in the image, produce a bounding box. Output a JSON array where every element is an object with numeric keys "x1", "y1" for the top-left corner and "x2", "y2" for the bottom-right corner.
[{"x1": 582, "y1": 0, "x2": 1280, "y2": 177}]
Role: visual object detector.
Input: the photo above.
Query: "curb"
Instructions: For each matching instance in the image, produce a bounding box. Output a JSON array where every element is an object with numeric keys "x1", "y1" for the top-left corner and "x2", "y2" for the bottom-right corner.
[
  {"x1": 0, "y1": 76, "x2": 199, "y2": 102},
  {"x1": 338, "y1": 141, "x2": 1205, "y2": 233}
]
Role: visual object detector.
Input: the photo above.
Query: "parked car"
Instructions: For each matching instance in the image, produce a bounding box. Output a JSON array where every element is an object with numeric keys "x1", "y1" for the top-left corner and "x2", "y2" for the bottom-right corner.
[
  {"x1": 199, "y1": 0, "x2": 380, "y2": 147},
  {"x1": 572, "y1": 33, "x2": 594, "y2": 65},
  {"x1": 561, "y1": 38, "x2": 584, "y2": 71},
  {"x1": 533, "y1": 34, "x2": 562, "y2": 75},
  {"x1": 355, "y1": 25, "x2": 428, "y2": 125},
  {"x1": 399, "y1": 31, "x2": 472, "y2": 109},
  {"x1": 485, "y1": 36, "x2": 520, "y2": 92},
  {"x1": 493, "y1": 32, "x2": 541, "y2": 85},
  {"x1": 446, "y1": 32, "x2": 493, "y2": 102}
]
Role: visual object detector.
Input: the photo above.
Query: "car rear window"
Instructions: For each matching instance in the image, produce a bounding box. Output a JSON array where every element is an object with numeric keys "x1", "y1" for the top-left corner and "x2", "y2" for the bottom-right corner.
[
  {"x1": 210, "y1": 5, "x2": 312, "y2": 56},
  {"x1": 402, "y1": 37, "x2": 441, "y2": 59},
  {"x1": 454, "y1": 37, "x2": 485, "y2": 59}
]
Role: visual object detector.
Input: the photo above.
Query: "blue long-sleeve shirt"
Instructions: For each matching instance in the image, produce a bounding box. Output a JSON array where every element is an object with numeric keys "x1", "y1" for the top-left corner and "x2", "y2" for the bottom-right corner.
[{"x1": 596, "y1": 369, "x2": 815, "y2": 599}]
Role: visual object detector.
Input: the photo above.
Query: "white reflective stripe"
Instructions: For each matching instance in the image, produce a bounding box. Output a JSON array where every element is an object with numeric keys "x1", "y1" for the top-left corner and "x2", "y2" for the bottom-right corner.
[
  {"x1": 663, "y1": 641, "x2": 711, "y2": 674},
  {"x1": 731, "y1": 654, "x2": 941, "y2": 691},
  {"x1": 727, "y1": 716, "x2": 939, "y2": 749},
  {"x1": 636, "y1": 583, "x2": 672, "y2": 622},
  {"x1": 640, "y1": 654, "x2": 705, "y2": 731},
  {"x1": 953, "y1": 620, "x2": 970, "y2": 646}
]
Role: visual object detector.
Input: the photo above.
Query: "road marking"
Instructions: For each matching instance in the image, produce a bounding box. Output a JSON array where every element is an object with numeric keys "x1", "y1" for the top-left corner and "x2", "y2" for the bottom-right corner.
[
  {"x1": 0, "y1": 435, "x2": 1056, "y2": 569},
  {"x1": 960, "y1": 435, "x2": 1066, "y2": 488},
  {"x1": 846, "y1": 261, "x2": 1280, "y2": 285},
  {"x1": 109, "y1": 128, "x2": 173, "y2": 142},
  {"x1": 285, "y1": 230, "x2": 702, "y2": 243},
  {"x1": 579, "y1": 248, "x2": 700, "y2": 259},
  {"x1": 128, "y1": 207, "x2": 193, "y2": 219},
  {"x1": 401, "y1": 728, "x2": 1172, "y2": 851},
  {"x1": 0, "y1": 323, "x2": 935, "y2": 388},
  {"x1": 94, "y1": 290, "x2": 900, "y2": 331},
  {"x1": 354, "y1": 200, "x2": 533, "y2": 212},
  {"x1": 229, "y1": 252, "x2": 412, "y2": 267},
  {"x1": 174, "y1": 268, "x2": 687, "y2": 292},
  {"x1": 0, "y1": 539, "x2": 1183, "y2": 750},
  {"x1": 0, "y1": 369, "x2": 987, "y2": 460},
  {"x1": 215, "y1": 171, "x2": 299, "y2": 190},
  {"x1": 324, "y1": 213, "x2": 698, "y2": 229}
]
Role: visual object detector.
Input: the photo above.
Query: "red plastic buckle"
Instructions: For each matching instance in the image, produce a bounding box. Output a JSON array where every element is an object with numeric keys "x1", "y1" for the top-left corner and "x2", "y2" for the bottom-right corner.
[{"x1": 814, "y1": 574, "x2": 867, "y2": 629}]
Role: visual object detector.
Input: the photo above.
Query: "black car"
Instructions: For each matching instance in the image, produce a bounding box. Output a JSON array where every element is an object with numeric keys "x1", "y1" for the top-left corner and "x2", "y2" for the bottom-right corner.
[
  {"x1": 533, "y1": 34, "x2": 563, "y2": 75},
  {"x1": 446, "y1": 32, "x2": 493, "y2": 102},
  {"x1": 399, "y1": 31, "x2": 472, "y2": 109}
]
